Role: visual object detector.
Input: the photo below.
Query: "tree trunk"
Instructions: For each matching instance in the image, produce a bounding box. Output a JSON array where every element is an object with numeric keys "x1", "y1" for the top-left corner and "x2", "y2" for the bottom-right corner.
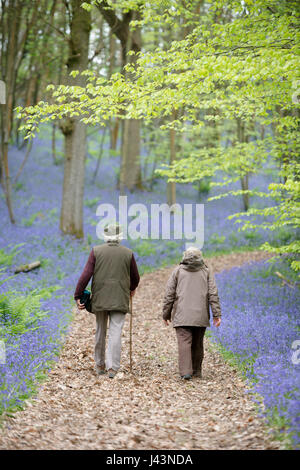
[
  {"x1": 108, "y1": 32, "x2": 119, "y2": 151},
  {"x1": 52, "y1": 122, "x2": 57, "y2": 164},
  {"x1": 14, "y1": 140, "x2": 33, "y2": 183},
  {"x1": 120, "y1": 117, "x2": 142, "y2": 193},
  {"x1": 0, "y1": 0, "x2": 22, "y2": 223},
  {"x1": 97, "y1": 3, "x2": 142, "y2": 192},
  {"x1": 237, "y1": 117, "x2": 250, "y2": 211},
  {"x1": 59, "y1": 0, "x2": 91, "y2": 238},
  {"x1": 167, "y1": 110, "x2": 177, "y2": 206},
  {"x1": 240, "y1": 174, "x2": 249, "y2": 211},
  {"x1": 119, "y1": 15, "x2": 142, "y2": 193}
]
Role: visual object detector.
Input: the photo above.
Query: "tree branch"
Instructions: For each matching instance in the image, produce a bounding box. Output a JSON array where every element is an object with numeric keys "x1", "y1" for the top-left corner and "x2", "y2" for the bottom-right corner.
[{"x1": 96, "y1": 0, "x2": 131, "y2": 46}]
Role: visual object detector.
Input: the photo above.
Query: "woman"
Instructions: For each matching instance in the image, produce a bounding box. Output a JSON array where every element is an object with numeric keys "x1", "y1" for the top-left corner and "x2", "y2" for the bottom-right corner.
[{"x1": 162, "y1": 247, "x2": 221, "y2": 380}]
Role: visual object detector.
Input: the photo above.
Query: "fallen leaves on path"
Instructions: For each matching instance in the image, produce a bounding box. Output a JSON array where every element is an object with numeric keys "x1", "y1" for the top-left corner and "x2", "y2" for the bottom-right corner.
[{"x1": 0, "y1": 251, "x2": 281, "y2": 449}]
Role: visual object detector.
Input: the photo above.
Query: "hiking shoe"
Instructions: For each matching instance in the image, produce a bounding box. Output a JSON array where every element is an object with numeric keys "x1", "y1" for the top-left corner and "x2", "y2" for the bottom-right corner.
[
  {"x1": 95, "y1": 365, "x2": 106, "y2": 375},
  {"x1": 193, "y1": 370, "x2": 202, "y2": 378},
  {"x1": 181, "y1": 374, "x2": 192, "y2": 380},
  {"x1": 108, "y1": 368, "x2": 117, "y2": 379}
]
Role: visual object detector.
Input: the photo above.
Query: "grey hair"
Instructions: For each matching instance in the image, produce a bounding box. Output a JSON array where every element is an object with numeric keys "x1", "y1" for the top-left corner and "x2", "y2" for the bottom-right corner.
[{"x1": 182, "y1": 246, "x2": 203, "y2": 261}]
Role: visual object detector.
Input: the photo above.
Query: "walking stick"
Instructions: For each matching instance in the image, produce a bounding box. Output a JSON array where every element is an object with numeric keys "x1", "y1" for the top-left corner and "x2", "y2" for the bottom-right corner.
[{"x1": 129, "y1": 295, "x2": 133, "y2": 374}]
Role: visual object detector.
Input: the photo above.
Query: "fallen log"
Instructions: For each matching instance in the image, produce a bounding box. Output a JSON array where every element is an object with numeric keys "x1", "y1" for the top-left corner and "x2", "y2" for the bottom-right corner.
[{"x1": 14, "y1": 261, "x2": 41, "y2": 274}]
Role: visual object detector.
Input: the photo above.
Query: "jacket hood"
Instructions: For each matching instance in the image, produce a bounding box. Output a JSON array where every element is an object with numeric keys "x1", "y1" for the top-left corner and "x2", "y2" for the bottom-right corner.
[
  {"x1": 180, "y1": 259, "x2": 205, "y2": 271},
  {"x1": 180, "y1": 249, "x2": 206, "y2": 272}
]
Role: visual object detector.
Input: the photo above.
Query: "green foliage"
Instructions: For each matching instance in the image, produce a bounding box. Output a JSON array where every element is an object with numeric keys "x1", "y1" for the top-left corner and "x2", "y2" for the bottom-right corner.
[
  {"x1": 48, "y1": 208, "x2": 58, "y2": 220},
  {"x1": 0, "y1": 286, "x2": 60, "y2": 336},
  {"x1": 84, "y1": 197, "x2": 100, "y2": 208},
  {"x1": 14, "y1": 0, "x2": 300, "y2": 272},
  {"x1": 209, "y1": 233, "x2": 226, "y2": 245},
  {"x1": 230, "y1": 164, "x2": 300, "y2": 272},
  {"x1": 0, "y1": 244, "x2": 24, "y2": 267},
  {"x1": 22, "y1": 212, "x2": 44, "y2": 227},
  {"x1": 193, "y1": 177, "x2": 211, "y2": 196},
  {"x1": 12, "y1": 182, "x2": 24, "y2": 192},
  {"x1": 52, "y1": 150, "x2": 65, "y2": 166},
  {"x1": 243, "y1": 230, "x2": 262, "y2": 243},
  {"x1": 132, "y1": 240, "x2": 157, "y2": 257}
]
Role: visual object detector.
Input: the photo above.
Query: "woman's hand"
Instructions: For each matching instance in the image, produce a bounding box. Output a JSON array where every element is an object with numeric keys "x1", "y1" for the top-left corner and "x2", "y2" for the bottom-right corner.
[{"x1": 213, "y1": 317, "x2": 221, "y2": 327}]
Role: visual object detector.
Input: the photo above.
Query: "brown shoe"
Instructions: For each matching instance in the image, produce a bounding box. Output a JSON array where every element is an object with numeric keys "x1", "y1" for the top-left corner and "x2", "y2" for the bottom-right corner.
[
  {"x1": 193, "y1": 370, "x2": 202, "y2": 378},
  {"x1": 108, "y1": 368, "x2": 117, "y2": 379},
  {"x1": 95, "y1": 365, "x2": 106, "y2": 375}
]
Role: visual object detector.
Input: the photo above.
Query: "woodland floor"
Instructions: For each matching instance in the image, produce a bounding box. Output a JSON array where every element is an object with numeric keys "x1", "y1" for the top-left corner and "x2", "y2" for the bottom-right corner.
[{"x1": 0, "y1": 251, "x2": 282, "y2": 450}]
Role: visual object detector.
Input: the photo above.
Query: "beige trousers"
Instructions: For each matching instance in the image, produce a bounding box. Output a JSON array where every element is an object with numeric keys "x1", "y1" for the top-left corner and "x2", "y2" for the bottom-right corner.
[{"x1": 95, "y1": 311, "x2": 126, "y2": 371}]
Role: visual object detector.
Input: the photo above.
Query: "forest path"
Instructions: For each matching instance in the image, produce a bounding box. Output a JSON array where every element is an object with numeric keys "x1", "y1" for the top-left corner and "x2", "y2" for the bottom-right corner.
[{"x1": 0, "y1": 251, "x2": 280, "y2": 450}]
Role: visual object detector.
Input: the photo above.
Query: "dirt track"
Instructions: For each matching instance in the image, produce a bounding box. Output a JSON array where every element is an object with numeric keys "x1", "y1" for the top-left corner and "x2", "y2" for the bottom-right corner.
[{"x1": 0, "y1": 251, "x2": 281, "y2": 450}]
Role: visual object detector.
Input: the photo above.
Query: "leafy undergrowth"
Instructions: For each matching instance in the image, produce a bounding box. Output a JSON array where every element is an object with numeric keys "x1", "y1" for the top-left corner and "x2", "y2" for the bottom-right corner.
[{"x1": 0, "y1": 276, "x2": 73, "y2": 415}]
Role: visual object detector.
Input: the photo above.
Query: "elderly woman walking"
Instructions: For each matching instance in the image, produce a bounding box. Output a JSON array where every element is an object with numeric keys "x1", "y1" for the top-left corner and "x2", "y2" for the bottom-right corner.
[{"x1": 162, "y1": 247, "x2": 221, "y2": 380}]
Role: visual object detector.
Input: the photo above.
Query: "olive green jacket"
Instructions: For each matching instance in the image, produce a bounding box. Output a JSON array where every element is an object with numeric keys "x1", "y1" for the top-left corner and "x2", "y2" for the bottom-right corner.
[{"x1": 91, "y1": 242, "x2": 132, "y2": 313}]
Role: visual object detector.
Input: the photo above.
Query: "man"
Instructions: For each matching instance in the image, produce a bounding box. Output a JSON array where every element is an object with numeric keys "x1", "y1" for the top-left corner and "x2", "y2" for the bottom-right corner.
[
  {"x1": 74, "y1": 223, "x2": 140, "y2": 378},
  {"x1": 162, "y1": 246, "x2": 221, "y2": 380}
]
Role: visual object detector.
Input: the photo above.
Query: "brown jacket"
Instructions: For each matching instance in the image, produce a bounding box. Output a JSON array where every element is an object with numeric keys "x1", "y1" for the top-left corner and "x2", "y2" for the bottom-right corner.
[{"x1": 162, "y1": 260, "x2": 221, "y2": 327}]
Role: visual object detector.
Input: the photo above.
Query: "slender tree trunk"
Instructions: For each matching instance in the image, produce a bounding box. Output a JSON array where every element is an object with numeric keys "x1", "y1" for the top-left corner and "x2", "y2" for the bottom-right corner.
[
  {"x1": 0, "y1": 0, "x2": 22, "y2": 223},
  {"x1": 59, "y1": 0, "x2": 91, "y2": 238},
  {"x1": 120, "y1": 15, "x2": 142, "y2": 193},
  {"x1": 167, "y1": 110, "x2": 177, "y2": 206},
  {"x1": 237, "y1": 117, "x2": 250, "y2": 211},
  {"x1": 108, "y1": 32, "x2": 119, "y2": 151},
  {"x1": 240, "y1": 174, "x2": 249, "y2": 211},
  {"x1": 93, "y1": 126, "x2": 107, "y2": 183},
  {"x1": 52, "y1": 10, "x2": 66, "y2": 165},
  {"x1": 52, "y1": 123, "x2": 57, "y2": 163},
  {"x1": 96, "y1": 4, "x2": 142, "y2": 191},
  {"x1": 14, "y1": 140, "x2": 33, "y2": 183},
  {"x1": 120, "y1": 117, "x2": 141, "y2": 193}
]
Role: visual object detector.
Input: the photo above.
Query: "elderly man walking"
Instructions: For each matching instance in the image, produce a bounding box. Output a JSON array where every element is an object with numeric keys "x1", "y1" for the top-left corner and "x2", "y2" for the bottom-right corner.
[
  {"x1": 162, "y1": 247, "x2": 221, "y2": 380},
  {"x1": 74, "y1": 224, "x2": 140, "y2": 378}
]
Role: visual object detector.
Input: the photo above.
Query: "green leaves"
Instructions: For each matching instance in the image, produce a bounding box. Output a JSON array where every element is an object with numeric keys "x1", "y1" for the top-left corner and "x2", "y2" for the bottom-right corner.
[{"x1": 14, "y1": 0, "x2": 299, "y2": 270}]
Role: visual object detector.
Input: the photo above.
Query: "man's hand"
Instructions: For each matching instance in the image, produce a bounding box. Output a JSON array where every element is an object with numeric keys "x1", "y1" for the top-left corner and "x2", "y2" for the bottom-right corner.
[
  {"x1": 213, "y1": 317, "x2": 221, "y2": 327},
  {"x1": 130, "y1": 289, "x2": 136, "y2": 297},
  {"x1": 163, "y1": 319, "x2": 170, "y2": 326},
  {"x1": 76, "y1": 299, "x2": 85, "y2": 310}
]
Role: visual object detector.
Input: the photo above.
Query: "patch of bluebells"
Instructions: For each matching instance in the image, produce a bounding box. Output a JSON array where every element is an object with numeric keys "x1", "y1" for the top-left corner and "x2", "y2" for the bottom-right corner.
[
  {"x1": 0, "y1": 295, "x2": 70, "y2": 412},
  {"x1": 211, "y1": 260, "x2": 300, "y2": 448}
]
